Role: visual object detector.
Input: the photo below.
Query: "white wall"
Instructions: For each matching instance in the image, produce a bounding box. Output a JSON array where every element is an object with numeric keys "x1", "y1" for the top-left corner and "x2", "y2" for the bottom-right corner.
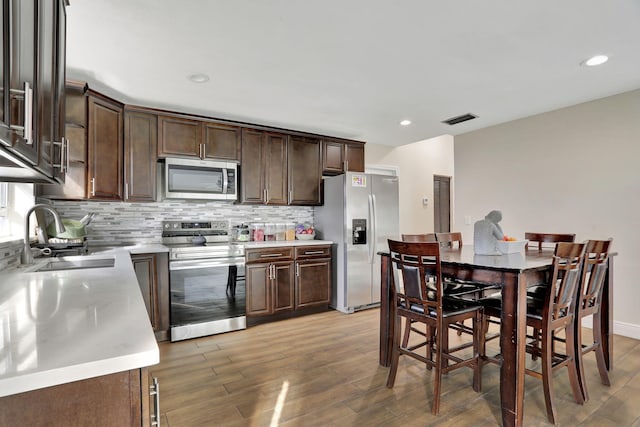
[
  {"x1": 365, "y1": 134, "x2": 454, "y2": 235},
  {"x1": 454, "y1": 89, "x2": 640, "y2": 337}
]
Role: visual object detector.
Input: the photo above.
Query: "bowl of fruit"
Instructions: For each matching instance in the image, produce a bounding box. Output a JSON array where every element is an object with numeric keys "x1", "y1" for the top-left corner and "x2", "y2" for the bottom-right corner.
[
  {"x1": 295, "y1": 223, "x2": 316, "y2": 240},
  {"x1": 496, "y1": 236, "x2": 528, "y2": 254}
]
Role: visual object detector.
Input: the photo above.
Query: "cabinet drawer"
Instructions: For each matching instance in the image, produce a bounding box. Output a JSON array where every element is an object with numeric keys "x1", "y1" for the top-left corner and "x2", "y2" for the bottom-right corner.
[
  {"x1": 295, "y1": 245, "x2": 331, "y2": 260},
  {"x1": 246, "y1": 247, "x2": 294, "y2": 263}
]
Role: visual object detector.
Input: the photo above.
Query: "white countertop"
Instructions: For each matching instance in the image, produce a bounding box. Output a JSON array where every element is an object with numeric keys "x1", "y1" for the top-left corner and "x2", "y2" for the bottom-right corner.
[{"x1": 0, "y1": 250, "x2": 159, "y2": 398}]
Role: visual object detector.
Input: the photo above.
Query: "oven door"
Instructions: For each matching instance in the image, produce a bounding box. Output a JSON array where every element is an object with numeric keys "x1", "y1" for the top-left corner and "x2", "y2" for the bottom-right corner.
[{"x1": 169, "y1": 257, "x2": 245, "y2": 341}]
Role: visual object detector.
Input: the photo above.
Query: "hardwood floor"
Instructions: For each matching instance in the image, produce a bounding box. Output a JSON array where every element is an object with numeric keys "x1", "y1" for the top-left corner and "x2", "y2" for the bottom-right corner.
[{"x1": 151, "y1": 309, "x2": 640, "y2": 426}]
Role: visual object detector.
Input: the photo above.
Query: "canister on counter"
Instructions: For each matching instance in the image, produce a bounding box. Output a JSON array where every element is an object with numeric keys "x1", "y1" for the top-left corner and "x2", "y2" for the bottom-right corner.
[
  {"x1": 285, "y1": 222, "x2": 296, "y2": 241},
  {"x1": 264, "y1": 223, "x2": 276, "y2": 241},
  {"x1": 275, "y1": 223, "x2": 286, "y2": 241},
  {"x1": 251, "y1": 223, "x2": 265, "y2": 241}
]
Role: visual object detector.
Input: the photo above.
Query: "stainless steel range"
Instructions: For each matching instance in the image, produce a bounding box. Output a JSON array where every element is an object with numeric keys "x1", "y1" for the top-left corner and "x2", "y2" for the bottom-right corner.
[{"x1": 162, "y1": 220, "x2": 245, "y2": 341}]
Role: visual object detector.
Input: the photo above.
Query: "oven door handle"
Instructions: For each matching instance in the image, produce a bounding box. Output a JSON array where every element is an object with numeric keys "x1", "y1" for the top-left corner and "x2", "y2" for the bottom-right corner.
[{"x1": 169, "y1": 258, "x2": 245, "y2": 271}]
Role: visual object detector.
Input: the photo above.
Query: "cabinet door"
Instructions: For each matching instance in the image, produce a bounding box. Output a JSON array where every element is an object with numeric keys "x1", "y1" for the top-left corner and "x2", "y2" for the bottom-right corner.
[
  {"x1": 34, "y1": 0, "x2": 56, "y2": 179},
  {"x1": 345, "y1": 143, "x2": 365, "y2": 172},
  {"x1": 132, "y1": 253, "x2": 169, "y2": 342},
  {"x1": 321, "y1": 139, "x2": 345, "y2": 175},
  {"x1": 246, "y1": 263, "x2": 272, "y2": 316},
  {"x1": 296, "y1": 258, "x2": 331, "y2": 308},
  {"x1": 273, "y1": 261, "x2": 295, "y2": 313},
  {"x1": 288, "y1": 135, "x2": 321, "y2": 205},
  {"x1": 124, "y1": 110, "x2": 157, "y2": 201},
  {"x1": 87, "y1": 94, "x2": 123, "y2": 200},
  {"x1": 50, "y1": 0, "x2": 67, "y2": 182},
  {"x1": 5, "y1": 0, "x2": 38, "y2": 161},
  {"x1": 132, "y1": 254, "x2": 159, "y2": 330},
  {"x1": 202, "y1": 121, "x2": 240, "y2": 161},
  {"x1": 157, "y1": 115, "x2": 200, "y2": 158},
  {"x1": 239, "y1": 128, "x2": 265, "y2": 204},
  {"x1": 264, "y1": 132, "x2": 288, "y2": 205}
]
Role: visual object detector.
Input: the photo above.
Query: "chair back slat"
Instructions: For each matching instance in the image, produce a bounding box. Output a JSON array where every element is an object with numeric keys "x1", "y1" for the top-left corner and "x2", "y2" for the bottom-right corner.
[
  {"x1": 580, "y1": 239, "x2": 612, "y2": 311},
  {"x1": 402, "y1": 233, "x2": 437, "y2": 242},
  {"x1": 548, "y1": 242, "x2": 585, "y2": 322}
]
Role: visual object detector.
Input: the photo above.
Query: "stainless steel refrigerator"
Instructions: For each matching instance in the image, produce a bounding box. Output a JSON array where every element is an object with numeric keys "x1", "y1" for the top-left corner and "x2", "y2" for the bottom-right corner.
[{"x1": 315, "y1": 172, "x2": 399, "y2": 313}]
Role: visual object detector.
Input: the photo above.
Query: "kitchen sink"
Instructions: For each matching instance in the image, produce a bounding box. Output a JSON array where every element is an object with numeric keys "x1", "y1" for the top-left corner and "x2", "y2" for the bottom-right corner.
[{"x1": 32, "y1": 257, "x2": 115, "y2": 272}]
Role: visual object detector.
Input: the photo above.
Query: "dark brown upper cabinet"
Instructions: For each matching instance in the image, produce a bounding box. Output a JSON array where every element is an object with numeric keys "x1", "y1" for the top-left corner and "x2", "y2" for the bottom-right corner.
[
  {"x1": 157, "y1": 113, "x2": 241, "y2": 161},
  {"x1": 288, "y1": 135, "x2": 321, "y2": 205},
  {"x1": 239, "y1": 128, "x2": 288, "y2": 205},
  {"x1": 87, "y1": 92, "x2": 123, "y2": 200},
  {"x1": 322, "y1": 138, "x2": 365, "y2": 175},
  {"x1": 0, "y1": 0, "x2": 67, "y2": 183},
  {"x1": 124, "y1": 108, "x2": 157, "y2": 202}
]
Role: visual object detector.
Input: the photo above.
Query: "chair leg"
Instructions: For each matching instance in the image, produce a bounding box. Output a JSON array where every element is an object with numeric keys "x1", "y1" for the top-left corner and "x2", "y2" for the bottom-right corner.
[
  {"x1": 426, "y1": 325, "x2": 434, "y2": 371},
  {"x1": 541, "y1": 327, "x2": 558, "y2": 425},
  {"x1": 432, "y1": 325, "x2": 443, "y2": 415},
  {"x1": 401, "y1": 318, "x2": 412, "y2": 348},
  {"x1": 565, "y1": 323, "x2": 585, "y2": 405},
  {"x1": 576, "y1": 314, "x2": 589, "y2": 403},
  {"x1": 473, "y1": 311, "x2": 482, "y2": 392},
  {"x1": 593, "y1": 312, "x2": 612, "y2": 387}
]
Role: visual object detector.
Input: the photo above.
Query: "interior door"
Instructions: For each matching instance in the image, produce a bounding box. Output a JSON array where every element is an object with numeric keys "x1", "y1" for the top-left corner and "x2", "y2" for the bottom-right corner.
[{"x1": 434, "y1": 175, "x2": 451, "y2": 233}]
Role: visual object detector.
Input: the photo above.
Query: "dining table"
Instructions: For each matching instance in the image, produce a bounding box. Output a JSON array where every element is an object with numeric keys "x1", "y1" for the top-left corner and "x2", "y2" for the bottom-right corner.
[{"x1": 378, "y1": 246, "x2": 614, "y2": 427}]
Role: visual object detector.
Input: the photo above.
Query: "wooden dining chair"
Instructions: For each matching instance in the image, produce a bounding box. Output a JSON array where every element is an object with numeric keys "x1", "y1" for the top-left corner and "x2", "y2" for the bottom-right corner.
[
  {"x1": 401, "y1": 233, "x2": 437, "y2": 242},
  {"x1": 480, "y1": 242, "x2": 587, "y2": 425},
  {"x1": 575, "y1": 238, "x2": 613, "y2": 401},
  {"x1": 386, "y1": 239, "x2": 482, "y2": 415}
]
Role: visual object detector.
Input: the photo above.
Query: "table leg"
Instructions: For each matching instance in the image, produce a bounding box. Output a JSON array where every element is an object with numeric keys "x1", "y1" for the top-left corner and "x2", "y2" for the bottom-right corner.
[
  {"x1": 499, "y1": 271, "x2": 527, "y2": 427},
  {"x1": 379, "y1": 253, "x2": 393, "y2": 367}
]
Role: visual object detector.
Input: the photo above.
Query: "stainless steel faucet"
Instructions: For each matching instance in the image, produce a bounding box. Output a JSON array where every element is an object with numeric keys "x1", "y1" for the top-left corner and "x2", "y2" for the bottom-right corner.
[{"x1": 21, "y1": 204, "x2": 66, "y2": 265}]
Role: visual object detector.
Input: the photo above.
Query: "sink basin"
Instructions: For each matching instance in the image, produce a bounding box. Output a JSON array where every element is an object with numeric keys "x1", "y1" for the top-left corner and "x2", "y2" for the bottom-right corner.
[{"x1": 32, "y1": 257, "x2": 115, "y2": 272}]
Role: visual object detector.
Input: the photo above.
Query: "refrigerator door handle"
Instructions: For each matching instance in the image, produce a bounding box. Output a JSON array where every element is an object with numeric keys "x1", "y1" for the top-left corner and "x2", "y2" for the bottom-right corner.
[{"x1": 368, "y1": 193, "x2": 377, "y2": 264}]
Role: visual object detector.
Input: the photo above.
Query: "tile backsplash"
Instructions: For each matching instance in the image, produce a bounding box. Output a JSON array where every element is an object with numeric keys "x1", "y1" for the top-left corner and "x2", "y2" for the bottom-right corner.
[{"x1": 44, "y1": 199, "x2": 314, "y2": 246}]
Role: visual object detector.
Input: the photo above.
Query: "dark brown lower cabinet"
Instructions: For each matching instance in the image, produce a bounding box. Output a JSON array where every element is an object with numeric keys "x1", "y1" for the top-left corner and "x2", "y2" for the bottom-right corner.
[
  {"x1": 246, "y1": 245, "x2": 331, "y2": 322},
  {"x1": 132, "y1": 252, "x2": 170, "y2": 341},
  {"x1": 0, "y1": 368, "x2": 159, "y2": 427}
]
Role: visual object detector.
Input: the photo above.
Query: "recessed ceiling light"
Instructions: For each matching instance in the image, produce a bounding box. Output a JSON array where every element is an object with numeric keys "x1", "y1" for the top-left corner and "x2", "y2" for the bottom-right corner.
[
  {"x1": 400, "y1": 119, "x2": 411, "y2": 126},
  {"x1": 582, "y1": 55, "x2": 609, "y2": 67},
  {"x1": 188, "y1": 73, "x2": 210, "y2": 83}
]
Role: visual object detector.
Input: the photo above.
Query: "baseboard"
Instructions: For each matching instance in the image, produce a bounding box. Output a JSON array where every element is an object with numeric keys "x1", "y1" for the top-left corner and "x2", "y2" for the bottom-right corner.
[{"x1": 581, "y1": 317, "x2": 640, "y2": 340}]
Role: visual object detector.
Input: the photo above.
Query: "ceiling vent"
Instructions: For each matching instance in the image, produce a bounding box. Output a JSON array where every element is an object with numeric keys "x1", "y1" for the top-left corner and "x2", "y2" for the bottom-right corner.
[{"x1": 441, "y1": 113, "x2": 478, "y2": 126}]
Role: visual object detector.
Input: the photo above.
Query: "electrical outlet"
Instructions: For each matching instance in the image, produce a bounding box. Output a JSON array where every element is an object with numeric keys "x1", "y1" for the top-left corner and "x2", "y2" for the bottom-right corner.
[
  {"x1": 464, "y1": 216, "x2": 472, "y2": 225},
  {"x1": 422, "y1": 197, "x2": 428, "y2": 206}
]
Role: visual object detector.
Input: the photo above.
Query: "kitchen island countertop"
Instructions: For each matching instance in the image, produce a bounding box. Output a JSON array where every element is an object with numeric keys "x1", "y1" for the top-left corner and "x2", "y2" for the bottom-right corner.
[{"x1": 0, "y1": 250, "x2": 159, "y2": 398}]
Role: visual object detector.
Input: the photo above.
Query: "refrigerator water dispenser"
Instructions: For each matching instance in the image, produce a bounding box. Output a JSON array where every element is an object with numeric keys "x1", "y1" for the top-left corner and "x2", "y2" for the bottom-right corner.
[{"x1": 352, "y1": 219, "x2": 367, "y2": 244}]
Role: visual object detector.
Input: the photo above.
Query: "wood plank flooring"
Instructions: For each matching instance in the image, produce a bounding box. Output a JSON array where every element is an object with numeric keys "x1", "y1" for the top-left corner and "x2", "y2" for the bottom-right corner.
[{"x1": 150, "y1": 309, "x2": 640, "y2": 426}]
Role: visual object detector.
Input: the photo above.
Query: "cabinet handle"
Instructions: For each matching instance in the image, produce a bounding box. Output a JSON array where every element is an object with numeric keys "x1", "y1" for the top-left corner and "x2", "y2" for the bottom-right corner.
[
  {"x1": 124, "y1": 182, "x2": 129, "y2": 200},
  {"x1": 289, "y1": 190, "x2": 293, "y2": 203},
  {"x1": 150, "y1": 376, "x2": 160, "y2": 426},
  {"x1": 269, "y1": 264, "x2": 274, "y2": 280},
  {"x1": 52, "y1": 137, "x2": 67, "y2": 172},
  {"x1": 304, "y1": 251, "x2": 325, "y2": 255},
  {"x1": 201, "y1": 143, "x2": 206, "y2": 159},
  {"x1": 260, "y1": 253, "x2": 283, "y2": 258},
  {"x1": 9, "y1": 82, "x2": 34, "y2": 145},
  {"x1": 90, "y1": 178, "x2": 96, "y2": 196},
  {"x1": 264, "y1": 188, "x2": 268, "y2": 202},
  {"x1": 343, "y1": 160, "x2": 348, "y2": 172},
  {"x1": 296, "y1": 262, "x2": 300, "y2": 277},
  {"x1": 65, "y1": 137, "x2": 70, "y2": 172}
]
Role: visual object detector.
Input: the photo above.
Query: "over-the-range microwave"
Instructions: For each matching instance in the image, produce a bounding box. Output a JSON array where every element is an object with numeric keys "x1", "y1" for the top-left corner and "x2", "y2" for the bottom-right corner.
[{"x1": 160, "y1": 157, "x2": 238, "y2": 201}]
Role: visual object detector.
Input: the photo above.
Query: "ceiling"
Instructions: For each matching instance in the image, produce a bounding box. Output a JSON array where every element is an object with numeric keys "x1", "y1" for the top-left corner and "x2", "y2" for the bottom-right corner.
[{"x1": 65, "y1": 1, "x2": 640, "y2": 147}]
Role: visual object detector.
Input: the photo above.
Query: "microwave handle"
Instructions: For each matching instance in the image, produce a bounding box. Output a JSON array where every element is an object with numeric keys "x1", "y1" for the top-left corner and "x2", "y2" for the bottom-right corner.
[{"x1": 223, "y1": 168, "x2": 229, "y2": 194}]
